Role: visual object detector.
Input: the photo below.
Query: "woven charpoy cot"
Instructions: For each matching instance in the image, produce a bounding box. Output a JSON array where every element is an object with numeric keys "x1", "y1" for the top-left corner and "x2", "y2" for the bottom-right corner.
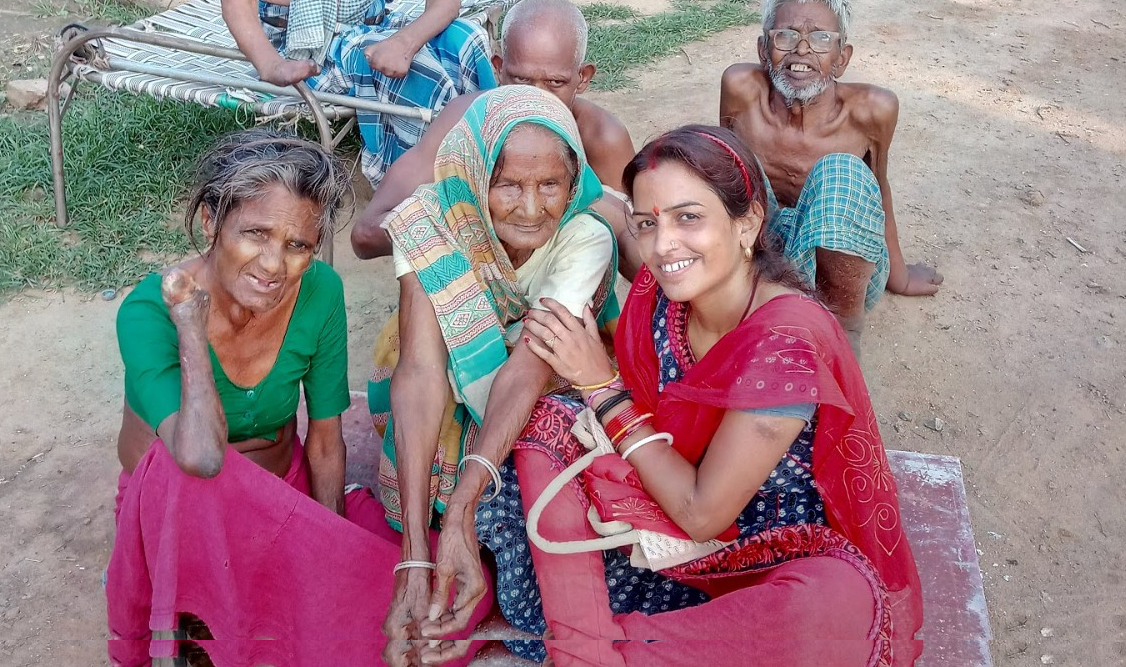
[{"x1": 47, "y1": 0, "x2": 521, "y2": 264}]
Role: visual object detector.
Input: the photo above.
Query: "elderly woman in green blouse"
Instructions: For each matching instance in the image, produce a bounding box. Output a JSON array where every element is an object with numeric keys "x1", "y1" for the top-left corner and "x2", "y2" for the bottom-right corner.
[{"x1": 113, "y1": 128, "x2": 351, "y2": 512}]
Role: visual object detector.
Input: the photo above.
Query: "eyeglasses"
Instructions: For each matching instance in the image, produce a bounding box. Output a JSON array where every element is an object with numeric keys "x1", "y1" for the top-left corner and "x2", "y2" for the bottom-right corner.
[{"x1": 768, "y1": 29, "x2": 841, "y2": 53}]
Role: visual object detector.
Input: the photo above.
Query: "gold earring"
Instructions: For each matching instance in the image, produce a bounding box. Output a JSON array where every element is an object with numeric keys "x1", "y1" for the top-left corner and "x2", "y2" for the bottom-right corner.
[{"x1": 743, "y1": 244, "x2": 753, "y2": 260}]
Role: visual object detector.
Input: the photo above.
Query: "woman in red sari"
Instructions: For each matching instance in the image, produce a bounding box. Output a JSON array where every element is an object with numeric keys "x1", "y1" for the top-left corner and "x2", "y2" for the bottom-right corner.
[{"x1": 502, "y1": 125, "x2": 923, "y2": 666}]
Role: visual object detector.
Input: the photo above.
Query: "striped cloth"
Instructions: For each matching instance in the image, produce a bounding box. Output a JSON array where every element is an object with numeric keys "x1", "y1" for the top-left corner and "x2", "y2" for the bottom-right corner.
[
  {"x1": 261, "y1": 1, "x2": 497, "y2": 185},
  {"x1": 764, "y1": 152, "x2": 890, "y2": 311},
  {"x1": 371, "y1": 86, "x2": 620, "y2": 530}
]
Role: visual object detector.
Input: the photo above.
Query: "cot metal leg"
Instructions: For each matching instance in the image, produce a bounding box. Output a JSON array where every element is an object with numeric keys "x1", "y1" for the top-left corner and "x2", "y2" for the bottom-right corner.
[
  {"x1": 48, "y1": 25, "x2": 117, "y2": 228},
  {"x1": 294, "y1": 81, "x2": 336, "y2": 266},
  {"x1": 47, "y1": 38, "x2": 82, "y2": 227},
  {"x1": 331, "y1": 117, "x2": 357, "y2": 149}
]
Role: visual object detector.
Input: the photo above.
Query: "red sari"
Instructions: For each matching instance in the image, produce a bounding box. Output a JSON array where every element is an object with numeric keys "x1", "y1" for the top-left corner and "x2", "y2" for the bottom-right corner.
[{"x1": 513, "y1": 268, "x2": 922, "y2": 666}]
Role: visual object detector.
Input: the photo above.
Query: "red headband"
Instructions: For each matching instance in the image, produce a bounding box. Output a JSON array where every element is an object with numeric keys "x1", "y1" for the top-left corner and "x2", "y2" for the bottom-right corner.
[{"x1": 694, "y1": 132, "x2": 754, "y2": 199}]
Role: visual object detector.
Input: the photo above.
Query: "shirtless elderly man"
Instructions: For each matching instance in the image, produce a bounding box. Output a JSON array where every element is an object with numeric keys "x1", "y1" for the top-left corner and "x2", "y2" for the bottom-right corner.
[
  {"x1": 720, "y1": 0, "x2": 943, "y2": 350},
  {"x1": 351, "y1": 0, "x2": 636, "y2": 259}
]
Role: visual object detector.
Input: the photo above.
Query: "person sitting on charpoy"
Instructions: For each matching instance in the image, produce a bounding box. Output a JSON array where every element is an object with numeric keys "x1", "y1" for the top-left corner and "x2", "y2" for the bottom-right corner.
[
  {"x1": 368, "y1": 85, "x2": 621, "y2": 666},
  {"x1": 106, "y1": 129, "x2": 496, "y2": 667},
  {"x1": 349, "y1": 0, "x2": 637, "y2": 272},
  {"x1": 222, "y1": 0, "x2": 497, "y2": 186},
  {"x1": 491, "y1": 126, "x2": 922, "y2": 666}
]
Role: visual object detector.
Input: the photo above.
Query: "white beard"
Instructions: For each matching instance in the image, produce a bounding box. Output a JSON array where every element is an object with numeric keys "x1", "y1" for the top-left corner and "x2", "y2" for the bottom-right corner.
[{"x1": 767, "y1": 62, "x2": 831, "y2": 106}]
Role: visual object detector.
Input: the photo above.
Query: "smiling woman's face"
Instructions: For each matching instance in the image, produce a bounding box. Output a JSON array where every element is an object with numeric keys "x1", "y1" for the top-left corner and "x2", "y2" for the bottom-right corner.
[
  {"x1": 487, "y1": 124, "x2": 575, "y2": 262},
  {"x1": 629, "y1": 161, "x2": 757, "y2": 303}
]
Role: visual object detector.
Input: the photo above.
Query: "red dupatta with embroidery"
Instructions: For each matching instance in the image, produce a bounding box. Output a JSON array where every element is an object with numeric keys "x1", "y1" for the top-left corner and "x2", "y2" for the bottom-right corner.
[{"x1": 597, "y1": 267, "x2": 922, "y2": 641}]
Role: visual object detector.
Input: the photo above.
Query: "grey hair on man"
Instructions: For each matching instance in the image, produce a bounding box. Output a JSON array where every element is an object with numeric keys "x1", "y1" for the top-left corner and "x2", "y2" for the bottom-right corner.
[
  {"x1": 761, "y1": 0, "x2": 852, "y2": 44},
  {"x1": 186, "y1": 128, "x2": 351, "y2": 251},
  {"x1": 500, "y1": 0, "x2": 589, "y2": 69}
]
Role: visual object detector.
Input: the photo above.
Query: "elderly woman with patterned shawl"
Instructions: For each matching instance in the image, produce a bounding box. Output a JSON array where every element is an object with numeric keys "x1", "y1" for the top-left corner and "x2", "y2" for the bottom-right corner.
[{"x1": 366, "y1": 86, "x2": 620, "y2": 665}]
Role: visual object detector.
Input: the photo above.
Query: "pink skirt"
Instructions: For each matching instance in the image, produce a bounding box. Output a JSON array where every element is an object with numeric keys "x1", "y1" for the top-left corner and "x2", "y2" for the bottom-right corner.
[{"x1": 107, "y1": 438, "x2": 494, "y2": 666}]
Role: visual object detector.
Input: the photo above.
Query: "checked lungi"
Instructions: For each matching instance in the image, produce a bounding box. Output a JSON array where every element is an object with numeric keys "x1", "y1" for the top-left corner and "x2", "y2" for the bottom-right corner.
[
  {"x1": 763, "y1": 152, "x2": 890, "y2": 311},
  {"x1": 260, "y1": 1, "x2": 497, "y2": 186}
]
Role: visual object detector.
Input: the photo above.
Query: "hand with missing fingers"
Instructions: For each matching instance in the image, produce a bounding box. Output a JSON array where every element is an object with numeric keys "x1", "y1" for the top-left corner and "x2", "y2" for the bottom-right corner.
[
  {"x1": 161, "y1": 267, "x2": 210, "y2": 328},
  {"x1": 381, "y1": 567, "x2": 433, "y2": 666},
  {"x1": 260, "y1": 57, "x2": 320, "y2": 87},
  {"x1": 522, "y1": 298, "x2": 615, "y2": 389},
  {"x1": 417, "y1": 511, "x2": 486, "y2": 664},
  {"x1": 364, "y1": 36, "x2": 416, "y2": 78}
]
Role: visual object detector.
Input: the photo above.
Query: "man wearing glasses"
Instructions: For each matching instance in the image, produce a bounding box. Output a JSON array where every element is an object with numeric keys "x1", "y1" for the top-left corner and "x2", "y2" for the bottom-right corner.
[{"x1": 720, "y1": 0, "x2": 943, "y2": 354}]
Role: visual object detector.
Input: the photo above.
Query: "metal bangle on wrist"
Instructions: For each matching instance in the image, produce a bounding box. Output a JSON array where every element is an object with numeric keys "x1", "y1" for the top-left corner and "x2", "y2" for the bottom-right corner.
[{"x1": 458, "y1": 453, "x2": 502, "y2": 502}]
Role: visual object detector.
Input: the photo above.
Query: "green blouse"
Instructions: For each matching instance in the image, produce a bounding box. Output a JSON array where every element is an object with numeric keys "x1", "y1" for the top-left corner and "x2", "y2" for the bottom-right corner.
[{"x1": 116, "y1": 260, "x2": 350, "y2": 442}]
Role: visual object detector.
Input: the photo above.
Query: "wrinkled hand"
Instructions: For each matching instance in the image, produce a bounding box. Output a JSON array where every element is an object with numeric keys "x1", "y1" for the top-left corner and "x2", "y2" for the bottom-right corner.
[
  {"x1": 890, "y1": 262, "x2": 944, "y2": 297},
  {"x1": 162, "y1": 267, "x2": 210, "y2": 326},
  {"x1": 259, "y1": 58, "x2": 319, "y2": 87},
  {"x1": 523, "y1": 298, "x2": 615, "y2": 388},
  {"x1": 364, "y1": 37, "x2": 415, "y2": 78},
  {"x1": 417, "y1": 515, "x2": 486, "y2": 661},
  {"x1": 381, "y1": 567, "x2": 433, "y2": 667}
]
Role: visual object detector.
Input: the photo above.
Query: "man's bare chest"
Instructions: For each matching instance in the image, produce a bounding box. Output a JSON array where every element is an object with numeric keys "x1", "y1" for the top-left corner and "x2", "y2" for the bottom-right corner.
[{"x1": 730, "y1": 114, "x2": 871, "y2": 207}]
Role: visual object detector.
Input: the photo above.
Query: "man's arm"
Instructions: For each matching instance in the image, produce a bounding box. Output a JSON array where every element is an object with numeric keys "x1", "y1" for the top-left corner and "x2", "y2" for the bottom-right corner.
[
  {"x1": 584, "y1": 113, "x2": 635, "y2": 193},
  {"x1": 719, "y1": 63, "x2": 761, "y2": 131},
  {"x1": 363, "y1": 0, "x2": 461, "y2": 78},
  {"x1": 221, "y1": 0, "x2": 319, "y2": 86},
  {"x1": 866, "y1": 88, "x2": 943, "y2": 296},
  {"x1": 351, "y1": 94, "x2": 477, "y2": 259}
]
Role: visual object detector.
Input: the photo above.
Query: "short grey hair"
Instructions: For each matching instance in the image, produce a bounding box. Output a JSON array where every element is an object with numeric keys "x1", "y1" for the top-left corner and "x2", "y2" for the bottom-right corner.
[
  {"x1": 762, "y1": 0, "x2": 852, "y2": 43},
  {"x1": 500, "y1": 0, "x2": 589, "y2": 69},
  {"x1": 186, "y1": 128, "x2": 351, "y2": 251}
]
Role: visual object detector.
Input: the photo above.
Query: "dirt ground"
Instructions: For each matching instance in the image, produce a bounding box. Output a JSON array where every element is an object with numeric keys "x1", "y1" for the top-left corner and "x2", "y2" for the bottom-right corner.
[{"x1": 2, "y1": 0, "x2": 1125, "y2": 665}]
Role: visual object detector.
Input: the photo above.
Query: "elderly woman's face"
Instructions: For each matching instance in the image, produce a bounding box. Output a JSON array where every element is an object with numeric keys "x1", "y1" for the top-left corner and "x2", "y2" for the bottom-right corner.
[
  {"x1": 204, "y1": 183, "x2": 321, "y2": 313},
  {"x1": 488, "y1": 125, "x2": 574, "y2": 257}
]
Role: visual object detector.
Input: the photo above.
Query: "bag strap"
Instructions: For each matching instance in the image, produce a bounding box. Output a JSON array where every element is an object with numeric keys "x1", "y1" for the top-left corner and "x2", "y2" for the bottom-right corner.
[{"x1": 525, "y1": 447, "x2": 641, "y2": 555}]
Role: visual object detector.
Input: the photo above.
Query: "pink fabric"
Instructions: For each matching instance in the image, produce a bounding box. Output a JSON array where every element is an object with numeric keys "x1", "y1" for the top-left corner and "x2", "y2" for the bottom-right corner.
[
  {"x1": 613, "y1": 556, "x2": 881, "y2": 667},
  {"x1": 107, "y1": 440, "x2": 494, "y2": 666},
  {"x1": 114, "y1": 438, "x2": 311, "y2": 520},
  {"x1": 514, "y1": 446, "x2": 895, "y2": 667}
]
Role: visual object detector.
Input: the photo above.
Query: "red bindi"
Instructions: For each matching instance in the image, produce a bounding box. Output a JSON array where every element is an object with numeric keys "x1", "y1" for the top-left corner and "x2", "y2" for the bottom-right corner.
[{"x1": 652, "y1": 205, "x2": 661, "y2": 217}]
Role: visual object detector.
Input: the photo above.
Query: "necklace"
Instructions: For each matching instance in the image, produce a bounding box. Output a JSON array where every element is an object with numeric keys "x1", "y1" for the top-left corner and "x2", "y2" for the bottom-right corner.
[{"x1": 686, "y1": 272, "x2": 762, "y2": 359}]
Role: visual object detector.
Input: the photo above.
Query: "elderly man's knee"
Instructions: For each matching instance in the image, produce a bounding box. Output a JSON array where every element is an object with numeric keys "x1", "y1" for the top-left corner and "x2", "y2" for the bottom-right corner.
[{"x1": 809, "y1": 153, "x2": 876, "y2": 188}]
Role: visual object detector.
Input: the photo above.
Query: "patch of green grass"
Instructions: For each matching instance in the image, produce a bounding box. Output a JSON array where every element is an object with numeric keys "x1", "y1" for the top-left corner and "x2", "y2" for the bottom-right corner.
[
  {"x1": 580, "y1": 3, "x2": 640, "y2": 23},
  {"x1": 76, "y1": 0, "x2": 152, "y2": 25},
  {"x1": 32, "y1": 0, "x2": 149, "y2": 24},
  {"x1": 32, "y1": 0, "x2": 68, "y2": 18},
  {"x1": 3, "y1": 0, "x2": 759, "y2": 295},
  {"x1": 0, "y1": 88, "x2": 251, "y2": 293},
  {"x1": 588, "y1": 0, "x2": 759, "y2": 90}
]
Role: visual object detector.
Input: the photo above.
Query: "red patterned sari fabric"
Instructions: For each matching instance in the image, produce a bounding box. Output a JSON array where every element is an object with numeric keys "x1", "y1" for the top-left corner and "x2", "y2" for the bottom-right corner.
[{"x1": 610, "y1": 268, "x2": 923, "y2": 645}]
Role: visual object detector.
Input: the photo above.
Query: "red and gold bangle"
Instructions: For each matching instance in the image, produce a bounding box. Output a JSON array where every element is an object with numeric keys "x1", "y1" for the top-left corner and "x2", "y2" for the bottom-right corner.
[
  {"x1": 612, "y1": 417, "x2": 651, "y2": 447},
  {"x1": 606, "y1": 404, "x2": 653, "y2": 445}
]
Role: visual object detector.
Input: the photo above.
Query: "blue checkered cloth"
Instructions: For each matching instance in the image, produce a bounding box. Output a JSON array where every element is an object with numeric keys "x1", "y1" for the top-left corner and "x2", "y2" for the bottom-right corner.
[
  {"x1": 260, "y1": 2, "x2": 497, "y2": 185},
  {"x1": 763, "y1": 152, "x2": 889, "y2": 311}
]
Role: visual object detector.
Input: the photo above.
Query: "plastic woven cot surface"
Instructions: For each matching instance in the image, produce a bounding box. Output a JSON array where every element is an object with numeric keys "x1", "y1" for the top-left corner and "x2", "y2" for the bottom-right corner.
[{"x1": 76, "y1": 0, "x2": 518, "y2": 116}]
